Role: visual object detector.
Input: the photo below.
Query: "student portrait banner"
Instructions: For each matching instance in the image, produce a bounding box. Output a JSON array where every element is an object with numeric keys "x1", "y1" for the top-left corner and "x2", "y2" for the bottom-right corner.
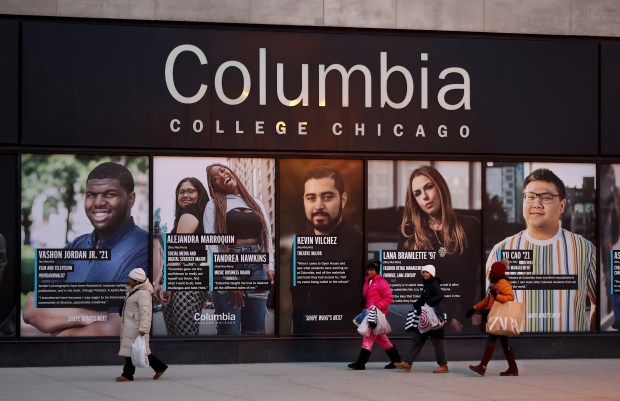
[
  {"x1": 20, "y1": 154, "x2": 149, "y2": 337},
  {"x1": 484, "y1": 162, "x2": 596, "y2": 333},
  {"x1": 367, "y1": 160, "x2": 482, "y2": 335},
  {"x1": 152, "y1": 156, "x2": 276, "y2": 336}
]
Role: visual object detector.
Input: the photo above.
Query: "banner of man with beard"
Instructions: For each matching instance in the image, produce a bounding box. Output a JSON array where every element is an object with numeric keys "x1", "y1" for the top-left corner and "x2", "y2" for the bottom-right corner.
[{"x1": 289, "y1": 165, "x2": 364, "y2": 335}]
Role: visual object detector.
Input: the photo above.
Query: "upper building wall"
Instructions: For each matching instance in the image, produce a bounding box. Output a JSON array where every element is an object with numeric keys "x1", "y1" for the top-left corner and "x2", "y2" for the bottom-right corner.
[{"x1": 2, "y1": 0, "x2": 620, "y2": 37}]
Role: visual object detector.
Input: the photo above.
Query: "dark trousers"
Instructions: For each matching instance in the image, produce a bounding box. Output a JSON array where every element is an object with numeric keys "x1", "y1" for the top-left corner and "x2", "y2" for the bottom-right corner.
[
  {"x1": 122, "y1": 355, "x2": 168, "y2": 379},
  {"x1": 403, "y1": 327, "x2": 447, "y2": 365},
  {"x1": 487, "y1": 334, "x2": 509, "y2": 350}
]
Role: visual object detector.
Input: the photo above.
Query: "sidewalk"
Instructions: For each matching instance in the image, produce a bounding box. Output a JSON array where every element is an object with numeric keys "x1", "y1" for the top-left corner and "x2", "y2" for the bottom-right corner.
[{"x1": 1, "y1": 359, "x2": 618, "y2": 401}]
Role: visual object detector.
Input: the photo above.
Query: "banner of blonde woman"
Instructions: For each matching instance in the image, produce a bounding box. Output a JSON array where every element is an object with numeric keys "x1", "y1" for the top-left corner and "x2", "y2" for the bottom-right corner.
[{"x1": 367, "y1": 160, "x2": 482, "y2": 335}]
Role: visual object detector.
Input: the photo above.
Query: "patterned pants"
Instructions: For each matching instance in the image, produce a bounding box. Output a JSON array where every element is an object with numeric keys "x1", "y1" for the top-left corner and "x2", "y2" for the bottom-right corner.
[{"x1": 162, "y1": 291, "x2": 209, "y2": 335}]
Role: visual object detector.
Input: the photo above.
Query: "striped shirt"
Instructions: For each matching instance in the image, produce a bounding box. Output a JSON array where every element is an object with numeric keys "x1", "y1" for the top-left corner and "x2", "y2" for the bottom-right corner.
[{"x1": 487, "y1": 228, "x2": 596, "y2": 332}]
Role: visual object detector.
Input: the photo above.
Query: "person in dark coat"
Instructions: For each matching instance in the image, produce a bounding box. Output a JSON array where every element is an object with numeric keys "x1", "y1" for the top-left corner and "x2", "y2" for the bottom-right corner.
[{"x1": 394, "y1": 265, "x2": 449, "y2": 373}]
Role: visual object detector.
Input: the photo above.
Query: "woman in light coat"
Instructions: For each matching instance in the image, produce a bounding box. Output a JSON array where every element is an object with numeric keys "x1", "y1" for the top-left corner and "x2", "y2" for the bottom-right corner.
[{"x1": 116, "y1": 268, "x2": 168, "y2": 382}]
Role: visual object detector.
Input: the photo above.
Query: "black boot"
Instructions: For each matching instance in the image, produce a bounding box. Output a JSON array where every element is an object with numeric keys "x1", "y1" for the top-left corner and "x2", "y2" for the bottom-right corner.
[
  {"x1": 384, "y1": 347, "x2": 401, "y2": 369},
  {"x1": 348, "y1": 348, "x2": 371, "y2": 370}
]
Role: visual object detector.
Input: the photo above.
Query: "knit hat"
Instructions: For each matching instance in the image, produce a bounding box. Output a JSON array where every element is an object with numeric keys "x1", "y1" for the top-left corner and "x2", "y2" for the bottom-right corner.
[
  {"x1": 366, "y1": 260, "x2": 381, "y2": 272},
  {"x1": 129, "y1": 268, "x2": 146, "y2": 283},
  {"x1": 421, "y1": 264, "x2": 436, "y2": 277},
  {"x1": 490, "y1": 261, "x2": 507, "y2": 277}
]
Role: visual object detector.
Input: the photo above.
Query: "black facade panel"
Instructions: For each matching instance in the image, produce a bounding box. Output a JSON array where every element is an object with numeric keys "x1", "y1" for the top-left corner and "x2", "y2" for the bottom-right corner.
[
  {"x1": 21, "y1": 22, "x2": 598, "y2": 155},
  {"x1": 602, "y1": 42, "x2": 620, "y2": 155},
  {"x1": 0, "y1": 155, "x2": 17, "y2": 337},
  {"x1": 0, "y1": 20, "x2": 19, "y2": 145}
]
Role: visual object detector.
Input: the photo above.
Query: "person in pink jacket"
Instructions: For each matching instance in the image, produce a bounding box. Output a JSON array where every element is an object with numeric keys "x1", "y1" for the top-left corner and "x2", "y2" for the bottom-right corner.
[{"x1": 348, "y1": 261, "x2": 401, "y2": 370}]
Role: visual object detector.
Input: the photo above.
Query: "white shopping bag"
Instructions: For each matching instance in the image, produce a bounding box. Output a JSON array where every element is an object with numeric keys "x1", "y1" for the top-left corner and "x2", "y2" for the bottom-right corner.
[
  {"x1": 371, "y1": 307, "x2": 392, "y2": 336},
  {"x1": 131, "y1": 336, "x2": 149, "y2": 368},
  {"x1": 418, "y1": 304, "x2": 441, "y2": 334}
]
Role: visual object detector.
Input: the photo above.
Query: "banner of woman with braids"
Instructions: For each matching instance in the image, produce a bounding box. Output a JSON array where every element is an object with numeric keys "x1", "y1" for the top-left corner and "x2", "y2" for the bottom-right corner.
[{"x1": 152, "y1": 156, "x2": 275, "y2": 336}]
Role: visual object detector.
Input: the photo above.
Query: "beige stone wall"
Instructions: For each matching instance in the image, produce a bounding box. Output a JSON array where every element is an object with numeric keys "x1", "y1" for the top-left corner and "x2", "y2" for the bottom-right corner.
[{"x1": 1, "y1": 0, "x2": 620, "y2": 37}]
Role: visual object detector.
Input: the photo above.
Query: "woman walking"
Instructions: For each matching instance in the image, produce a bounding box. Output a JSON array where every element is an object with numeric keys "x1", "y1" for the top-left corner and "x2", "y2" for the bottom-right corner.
[
  {"x1": 466, "y1": 261, "x2": 519, "y2": 376},
  {"x1": 348, "y1": 261, "x2": 401, "y2": 370},
  {"x1": 394, "y1": 265, "x2": 449, "y2": 373},
  {"x1": 116, "y1": 268, "x2": 168, "y2": 381}
]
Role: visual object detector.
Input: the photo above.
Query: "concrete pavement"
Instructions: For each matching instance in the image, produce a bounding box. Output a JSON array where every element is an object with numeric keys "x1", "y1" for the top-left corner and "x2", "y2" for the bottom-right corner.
[{"x1": 1, "y1": 359, "x2": 618, "y2": 401}]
